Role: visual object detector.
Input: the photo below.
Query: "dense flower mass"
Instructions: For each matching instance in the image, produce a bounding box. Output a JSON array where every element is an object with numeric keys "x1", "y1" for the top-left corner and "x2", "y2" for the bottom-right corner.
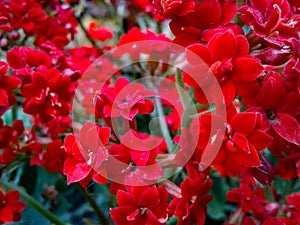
[{"x1": 0, "y1": 0, "x2": 299, "y2": 224}]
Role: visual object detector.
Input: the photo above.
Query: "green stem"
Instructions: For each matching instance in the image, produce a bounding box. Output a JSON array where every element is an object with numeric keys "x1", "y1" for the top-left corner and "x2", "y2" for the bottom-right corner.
[
  {"x1": 12, "y1": 103, "x2": 18, "y2": 121},
  {"x1": 155, "y1": 96, "x2": 174, "y2": 152},
  {"x1": 2, "y1": 181, "x2": 67, "y2": 225},
  {"x1": 76, "y1": 184, "x2": 111, "y2": 225}
]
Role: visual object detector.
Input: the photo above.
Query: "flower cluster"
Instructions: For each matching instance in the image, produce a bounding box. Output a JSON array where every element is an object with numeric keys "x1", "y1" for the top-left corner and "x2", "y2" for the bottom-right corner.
[{"x1": 0, "y1": 0, "x2": 299, "y2": 225}]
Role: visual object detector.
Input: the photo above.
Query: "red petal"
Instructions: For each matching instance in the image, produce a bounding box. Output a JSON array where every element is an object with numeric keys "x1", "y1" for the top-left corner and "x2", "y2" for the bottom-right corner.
[
  {"x1": 230, "y1": 57, "x2": 263, "y2": 82},
  {"x1": 116, "y1": 190, "x2": 137, "y2": 207},
  {"x1": 235, "y1": 35, "x2": 250, "y2": 57},
  {"x1": 186, "y1": 44, "x2": 211, "y2": 65},
  {"x1": 247, "y1": 130, "x2": 273, "y2": 151},
  {"x1": 6, "y1": 190, "x2": 20, "y2": 201},
  {"x1": 138, "y1": 186, "x2": 160, "y2": 207},
  {"x1": 232, "y1": 144, "x2": 261, "y2": 167},
  {"x1": 259, "y1": 72, "x2": 286, "y2": 110},
  {"x1": 0, "y1": 205, "x2": 13, "y2": 222},
  {"x1": 208, "y1": 31, "x2": 237, "y2": 62},
  {"x1": 232, "y1": 133, "x2": 250, "y2": 154},
  {"x1": 231, "y1": 112, "x2": 258, "y2": 136},
  {"x1": 0, "y1": 88, "x2": 9, "y2": 106},
  {"x1": 271, "y1": 113, "x2": 300, "y2": 145},
  {"x1": 64, "y1": 157, "x2": 91, "y2": 184}
]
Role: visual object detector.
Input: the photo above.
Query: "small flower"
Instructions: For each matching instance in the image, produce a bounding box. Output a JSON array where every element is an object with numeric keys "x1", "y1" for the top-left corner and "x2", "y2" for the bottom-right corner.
[
  {"x1": 110, "y1": 185, "x2": 169, "y2": 225},
  {"x1": 0, "y1": 190, "x2": 26, "y2": 224}
]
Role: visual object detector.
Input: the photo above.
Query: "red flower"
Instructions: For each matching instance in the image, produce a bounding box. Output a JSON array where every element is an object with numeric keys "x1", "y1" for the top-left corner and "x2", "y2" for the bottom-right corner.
[
  {"x1": 250, "y1": 71, "x2": 300, "y2": 146},
  {"x1": 7, "y1": 46, "x2": 52, "y2": 85},
  {"x1": 0, "y1": 61, "x2": 20, "y2": 116},
  {"x1": 168, "y1": 172, "x2": 212, "y2": 225},
  {"x1": 107, "y1": 130, "x2": 165, "y2": 185},
  {"x1": 0, "y1": 190, "x2": 26, "y2": 224},
  {"x1": 88, "y1": 22, "x2": 113, "y2": 42},
  {"x1": 200, "y1": 112, "x2": 272, "y2": 174},
  {"x1": 110, "y1": 185, "x2": 169, "y2": 225},
  {"x1": 101, "y1": 77, "x2": 155, "y2": 121},
  {"x1": 152, "y1": 0, "x2": 195, "y2": 19},
  {"x1": 186, "y1": 30, "x2": 263, "y2": 106},
  {"x1": 21, "y1": 68, "x2": 73, "y2": 123},
  {"x1": 169, "y1": 0, "x2": 238, "y2": 46},
  {"x1": 226, "y1": 184, "x2": 267, "y2": 215},
  {"x1": 9, "y1": 0, "x2": 47, "y2": 35},
  {"x1": 63, "y1": 122, "x2": 110, "y2": 186},
  {"x1": 239, "y1": 0, "x2": 294, "y2": 41}
]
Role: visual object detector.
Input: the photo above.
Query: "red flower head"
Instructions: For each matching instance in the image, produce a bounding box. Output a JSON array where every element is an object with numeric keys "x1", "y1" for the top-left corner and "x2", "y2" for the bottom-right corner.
[
  {"x1": 7, "y1": 46, "x2": 52, "y2": 85},
  {"x1": 0, "y1": 61, "x2": 20, "y2": 116},
  {"x1": 226, "y1": 183, "x2": 267, "y2": 215},
  {"x1": 110, "y1": 185, "x2": 169, "y2": 225},
  {"x1": 152, "y1": 0, "x2": 195, "y2": 19},
  {"x1": 9, "y1": 0, "x2": 47, "y2": 35},
  {"x1": 107, "y1": 130, "x2": 165, "y2": 186},
  {"x1": 88, "y1": 22, "x2": 113, "y2": 42},
  {"x1": 169, "y1": 0, "x2": 238, "y2": 46},
  {"x1": 21, "y1": 68, "x2": 73, "y2": 123},
  {"x1": 101, "y1": 77, "x2": 155, "y2": 121},
  {"x1": 63, "y1": 121, "x2": 111, "y2": 187},
  {"x1": 167, "y1": 171, "x2": 212, "y2": 225},
  {"x1": 250, "y1": 71, "x2": 300, "y2": 146},
  {"x1": 186, "y1": 30, "x2": 263, "y2": 106},
  {"x1": 239, "y1": 0, "x2": 294, "y2": 41},
  {"x1": 199, "y1": 112, "x2": 272, "y2": 175},
  {"x1": 0, "y1": 190, "x2": 26, "y2": 224}
]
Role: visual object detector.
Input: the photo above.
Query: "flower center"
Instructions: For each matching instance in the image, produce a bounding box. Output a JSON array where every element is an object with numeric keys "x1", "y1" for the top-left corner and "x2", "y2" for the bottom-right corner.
[
  {"x1": 140, "y1": 207, "x2": 148, "y2": 215},
  {"x1": 266, "y1": 110, "x2": 276, "y2": 120}
]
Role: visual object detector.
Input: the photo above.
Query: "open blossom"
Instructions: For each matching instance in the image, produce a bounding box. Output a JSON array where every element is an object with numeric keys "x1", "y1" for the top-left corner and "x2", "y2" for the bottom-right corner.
[
  {"x1": 20, "y1": 68, "x2": 73, "y2": 123},
  {"x1": 110, "y1": 185, "x2": 169, "y2": 225},
  {"x1": 169, "y1": 0, "x2": 238, "y2": 46},
  {"x1": 98, "y1": 77, "x2": 155, "y2": 121},
  {"x1": 185, "y1": 30, "x2": 263, "y2": 106},
  {"x1": 168, "y1": 171, "x2": 212, "y2": 225},
  {"x1": 63, "y1": 122, "x2": 111, "y2": 187},
  {"x1": 239, "y1": 0, "x2": 291, "y2": 33},
  {"x1": 0, "y1": 190, "x2": 26, "y2": 224},
  {"x1": 248, "y1": 71, "x2": 300, "y2": 146},
  {"x1": 198, "y1": 112, "x2": 272, "y2": 175},
  {"x1": 152, "y1": 0, "x2": 195, "y2": 19}
]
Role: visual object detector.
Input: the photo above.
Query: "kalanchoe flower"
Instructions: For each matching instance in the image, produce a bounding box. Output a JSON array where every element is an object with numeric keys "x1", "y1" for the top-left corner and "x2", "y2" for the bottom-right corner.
[
  {"x1": 7, "y1": 46, "x2": 52, "y2": 85},
  {"x1": 167, "y1": 171, "x2": 212, "y2": 225},
  {"x1": 186, "y1": 30, "x2": 264, "y2": 106},
  {"x1": 63, "y1": 122, "x2": 111, "y2": 186},
  {"x1": 0, "y1": 61, "x2": 20, "y2": 116},
  {"x1": 101, "y1": 77, "x2": 155, "y2": 121},
  {"x1": 169, "y1": 0, "x2": 238, "y2": 46},
  {"x1": 9, "y1": 0, "x2": 48, "y2": 35},
  {"x1": 0, "y1": 190, "x2": 26, "y2": 224},
  {"x1": 249, "y1": 71, "x2": 300, "y2": 146},
  {"x1": 199, "y1": 112, "x2": 272, "y2": 175},
  {"x1": 107, "y1": 130, "x2": 165, "y2": 186},
  {"x1": 239, "y1": 0, "x2": 298, "y2": 44},
  {"x1": 151, "y1": 0, "x2": 195, "y2": 19},
  {"x1": 110, "y1": 185, "x2": 169, "y2": 225},
  {"x1": 226, "y1": 183, "x2": 267, "y2": 216},
  {"x1": 87, "y1": 22, "x2": 113, "y2": 42},
  {"x1": 20, "y1": 68, "x2": 73, "y2": 123}
]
